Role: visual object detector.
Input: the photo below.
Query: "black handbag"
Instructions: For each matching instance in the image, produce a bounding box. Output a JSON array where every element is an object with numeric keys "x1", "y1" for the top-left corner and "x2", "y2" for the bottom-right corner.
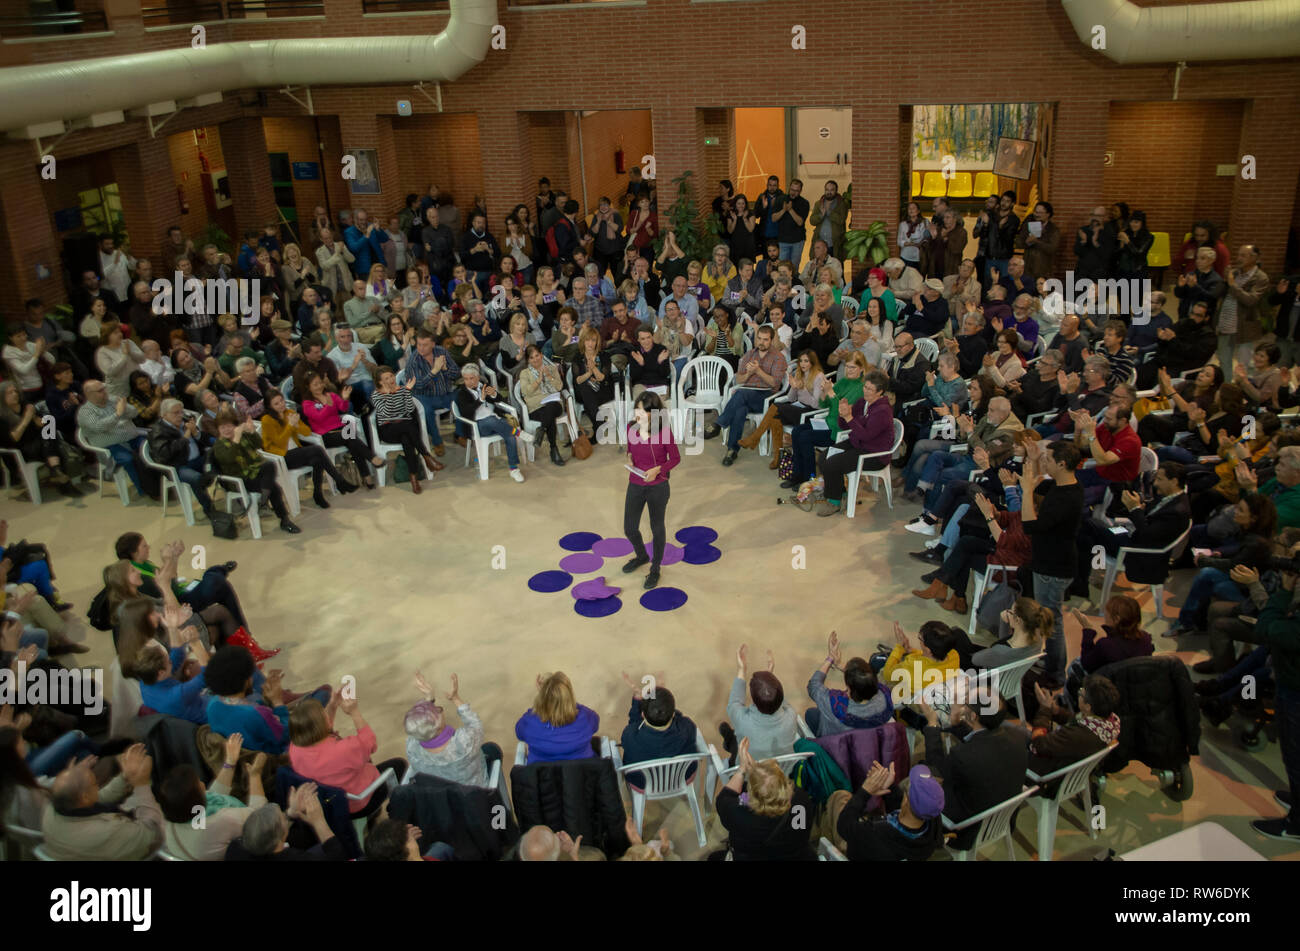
[{"x1": 209, "y1": 510, "x2": 238, "y2": 539}]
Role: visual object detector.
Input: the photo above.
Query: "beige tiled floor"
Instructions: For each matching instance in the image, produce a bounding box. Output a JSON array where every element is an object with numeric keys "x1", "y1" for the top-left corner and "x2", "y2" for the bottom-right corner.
[{"x1": 8, "y1": 437, "x2": 1297, "y2": 860}]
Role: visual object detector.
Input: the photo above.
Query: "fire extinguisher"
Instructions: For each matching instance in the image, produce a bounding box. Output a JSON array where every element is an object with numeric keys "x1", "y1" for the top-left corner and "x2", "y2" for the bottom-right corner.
[
  {"x1": 177, "y1": 185, "x2": 189, "y2": 215},
  {"x1": 614, "y1": 146, "x2": 625, "y2": 174}
]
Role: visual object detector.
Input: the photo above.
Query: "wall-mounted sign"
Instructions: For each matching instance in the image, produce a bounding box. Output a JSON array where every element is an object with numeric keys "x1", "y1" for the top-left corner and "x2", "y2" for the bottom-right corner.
[
  {"x1": 292, "y1": 162, "x2": 320, "y2": 180},
  {"x1": 817, "y1": 126, "x2": 830, "y2": 139}
]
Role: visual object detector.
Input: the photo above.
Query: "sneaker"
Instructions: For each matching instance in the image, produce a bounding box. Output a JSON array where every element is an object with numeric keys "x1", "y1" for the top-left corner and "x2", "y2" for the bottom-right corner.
[
  {"x1": 1276, "y1": 790, "x2": 1293, "y2": 811},
  {"x1": 623, "y1": 555, "x2": 650, "y2": 573},
  {"x1": 644, "y1": 568, "x2": 660, "y2": 589},
  {"x1": 1251, "y1": 818, "x2": 1300, "y2": 841},
  {"x1": 904, "y1": 518, "x2": 937, "y2": 537},
  {"x1": 909, "y1": 549, "x2": 943, "y2": 564},
  {"x1": 924, "y1": 537, "x2": 943, "y2": 550},
  {"x1": 722, "y1": 449, "x2": 738, "y2": 466},
  {"x1": 509, "y1": 468, "x2": 525, "y2": 483}
]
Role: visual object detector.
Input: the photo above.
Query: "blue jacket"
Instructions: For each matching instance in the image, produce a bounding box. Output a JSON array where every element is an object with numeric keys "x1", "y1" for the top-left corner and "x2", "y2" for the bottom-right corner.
[
  {"x1": 344, "y1": 225, "x2": 383, "y2": 278},
  {"x1": 619, "y1": 698, "x2": 699, "y2": 787},
  {"x1": 515, "y1": 705, "x2": 599, "y2": 764},
  {"x1": 140, "y1": 647, "x2": 208, "y2": 723},
  {"x1": 207, "y1": 697, "x2": 290, "y2": 754}
]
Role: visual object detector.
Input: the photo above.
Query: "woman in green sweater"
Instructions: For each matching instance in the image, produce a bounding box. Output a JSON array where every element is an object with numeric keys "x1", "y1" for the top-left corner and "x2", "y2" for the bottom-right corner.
[
  {"x1": 782, "y1": 352, "x2": 870, "y2": 488},
  {"x1": 211, "y1": 410, "x2": 301, "y2": 535},
  {"x1": 857, "y1": 267, "x2": 899, "y2": 324}
]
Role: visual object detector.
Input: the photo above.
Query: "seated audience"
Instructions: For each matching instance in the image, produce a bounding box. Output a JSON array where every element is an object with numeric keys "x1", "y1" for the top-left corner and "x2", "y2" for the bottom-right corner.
[
  {"x1": 159, "y1": 734, "x2": 267, "y2": 860},
  {"x1": 289, "y1": 695, "x2": 407, "y2": 817},
  {"x1": 805, "y1": 630, "x2": 894, "y2": 735},
  {"x1": 712, "y1": 737, "x2": 814, "y2": 861},
  {"x1": 515, "y1": 671, "x2": 599, "y2": 764}
]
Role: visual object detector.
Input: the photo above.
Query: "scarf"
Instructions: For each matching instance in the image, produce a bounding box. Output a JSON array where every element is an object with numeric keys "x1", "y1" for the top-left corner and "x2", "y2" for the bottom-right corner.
[
  {"x1": 420, "y1": 726, "x2": 455, "y2": 750},
  {"x1": 1079, "y1": 712, "x2": 1121, "y2": 746}
]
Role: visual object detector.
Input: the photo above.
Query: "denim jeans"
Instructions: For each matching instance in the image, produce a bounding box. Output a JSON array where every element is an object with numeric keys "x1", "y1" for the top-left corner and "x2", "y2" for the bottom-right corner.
[
  {"x1": 905, "y1": 438, "x2": 955, "y2": 493},
  {"x1": 476, "y1": 415, "x2": 520, "y2": 467},
  {"x1": 348, "y1": 378, "x2": 375, "y2": 412},
  {"x1": 174, "y1": 462, "x2": 213, "y2": 514},
  {"x1": 1177, "y1": 567, "x2": 1246, "y2": 628},
  {"x1": 1217, "y1": 333, "x2": 1236, "y2": 377},
  {"x1": 108, "y1": 435, "x2": 145, "y2": 493},
  {"x1": 939, "y1": 503, "x2": 969, "y2": 551},
  {"x1": 923, "y1": 454, "x2": 975, "y2": 509},
  {"x1": 778, "y1": 241, "x2": 805, "y2": 268},
  {"x1": 718, "y1": 388, "x2": 769, "y2": 450},
  {"x1": 1156, "y1": 445, "x2": 1200, "y2": 465},
  {"x1": 413, "y1": 391, "x2": 458, "y2": 444},
  {"x1": 1034, "y1": 571, "x2": 1073, "y2": 681},
  {"x1": 27, "y1": 729, "x2": 98, "y2": 777}
]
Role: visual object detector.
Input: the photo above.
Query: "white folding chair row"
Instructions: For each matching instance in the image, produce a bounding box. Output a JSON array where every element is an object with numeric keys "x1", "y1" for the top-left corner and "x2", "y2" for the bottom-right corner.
[
  {"x1": 817, "y1": 836, "x2": 849, "y2": 861},
  {"x1": 0, "y1": 448, "x2": 43, "y2": 504},
  {"x1": 249, "y1": 420, "x2": 319, "y2": 516},
  {"x1": 705, "y1": 744, "x2": 814, "y2": 801},
  {"x1": 967, "y1": 564, "x2": 1015, "y2": 636},
  {"x1": 1024, "y1": 743, "x2": 1114, "y2": 860},
  {"x1": 608, "y1": 730, "x2": 712, "y2": 848},
  {"x1": 1098, "y1": 525, "x2": 1191, "y2": 618},
  {"x1": 75, "y1": 427, "x2": 139, "y2": 506},
  {"x1": 942, "y1": 785, "x2": 1039, "y2": 861},
  {"x1": 139, "y1": 441, "x2": 199, "y2": 525}
]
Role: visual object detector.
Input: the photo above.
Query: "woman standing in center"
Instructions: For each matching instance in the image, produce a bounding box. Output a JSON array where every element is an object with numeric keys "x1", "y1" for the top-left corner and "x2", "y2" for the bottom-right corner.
[{"x1": 623, "y1": 391, "x2": 681, "y2": 590}]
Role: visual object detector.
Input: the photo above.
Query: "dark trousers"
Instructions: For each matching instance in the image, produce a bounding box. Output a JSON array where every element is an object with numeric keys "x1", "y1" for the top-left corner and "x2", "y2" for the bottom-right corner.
[
  {"x1": 322, "y1": 428, "x2": 374, "y2": 477},
  {"x1": 575, "y1": 382, "x2": 615, "y2": 429},
  {"x1": 936, "y1": 534, "x2": 997, "y2": 595},
  {"x1": 820, "y1": 445, "x2": 885, "y2": 503},
  {"x1": 1075, "y1": 520, "x2": 1126, "y2": 591},
  {"x1": 625, "y1": 480, "x2": 670, "y2": 567},
  {"x1": 174, "y1": 462, "x2": 213, "y2": 513},
  {"x1": 378, "y1": 418, "x2": 428, "y2": 478},
  {"x1": 1279, "y1": 687, "x2": 1300, "y2": 832},
  {"x1": 530, "y1": 401, "x2": 565, "y2": 448},
  {"x1": 284, "y1": 444, "x2": 350, "y2": 494},
  {"x1": 240, "y1": 463, "x2": 290, "y2": 521},
  {"x1": 792, "y1": 423, "x2": 833, "y2": 480},
  {"x1": 353, "y1": 757, "x2": 410, "y2": 820},
  {"x1": 181, "y1": 566, "x2": 250, "y2": 631}
]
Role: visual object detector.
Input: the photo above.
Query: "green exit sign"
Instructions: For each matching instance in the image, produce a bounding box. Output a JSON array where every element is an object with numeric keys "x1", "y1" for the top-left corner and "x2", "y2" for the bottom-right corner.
[{"x1": 704, "y1": 136, "x2": 719, "y2": 145}]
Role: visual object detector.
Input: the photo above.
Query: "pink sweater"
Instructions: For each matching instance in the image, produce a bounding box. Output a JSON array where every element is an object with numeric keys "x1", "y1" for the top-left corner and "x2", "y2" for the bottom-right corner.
[
  {"x1": 301, "y1": 391, "x2": 349, "y2": 435},
  {"x1": 288, "y1": 724, "x2": 381, "y2": 813},
  {"x1": 625, "y1": 423, "x2": 680, "y2": 486}
]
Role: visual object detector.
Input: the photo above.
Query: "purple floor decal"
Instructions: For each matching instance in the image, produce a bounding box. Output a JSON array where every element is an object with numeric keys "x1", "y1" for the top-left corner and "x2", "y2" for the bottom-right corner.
[
  {"x1": 682, "y1": 544, "x2": 722, "y2": 565},
  {"x1": 559, "y1": 531, "x2": 602, "y2": 552},
  {"x1": 527, "y1": 570, "x2": 573, "y2": 593},
  {"x1": 640, "y1": 587, "x2": 688, "y2": 611},
  {"x1": 674, "y1": 526, "x2": 718, "y2": 546},
  {"x1": 591, "y1": 537, "x2": 634, "y2": 557},
  {"x1": 643, "y1": 542, "x2": 685, "y2": 565},
  {"x1": 572, "y1": 577, "x2": 620, "y2": 600},
  {"x1": 558, "y1": 552, "x2": 603, "y2": 573},
  {"x1": 574, "y1": 595, "x2": 622, "y2": 618}
]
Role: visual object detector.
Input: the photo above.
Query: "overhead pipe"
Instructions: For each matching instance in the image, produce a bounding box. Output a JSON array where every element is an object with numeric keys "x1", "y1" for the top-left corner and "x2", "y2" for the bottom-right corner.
[
  {"x1": 1060, "y1": 0, "x2": 1300, "y2": 64},
  {"x1": 0, "y1": 0, "x2": 496, "y2": 133}
]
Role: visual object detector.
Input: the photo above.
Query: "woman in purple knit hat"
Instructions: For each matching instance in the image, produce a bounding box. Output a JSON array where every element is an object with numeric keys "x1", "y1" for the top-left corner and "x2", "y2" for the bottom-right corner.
[{"x1": 622, "y1": 391, "x2": 681, "y2": 590}]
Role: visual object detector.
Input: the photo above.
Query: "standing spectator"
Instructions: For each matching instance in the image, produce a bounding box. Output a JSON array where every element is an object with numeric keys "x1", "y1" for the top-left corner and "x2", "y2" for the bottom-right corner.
[
  {"x1": 1017, "y1": 201, "x2": 1060, "y2": 283},
  {"x1": 1217, "y1": 243, "x2": 1270, "y2": 373}
]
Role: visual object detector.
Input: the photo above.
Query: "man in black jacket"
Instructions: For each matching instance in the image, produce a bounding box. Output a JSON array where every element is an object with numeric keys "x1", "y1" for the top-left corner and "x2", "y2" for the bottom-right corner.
[
  {"x1": 834, "y1": 761, "x2": 945, "y2": 861},
  {"x1": 1153, "y1": 300, "x2": 1217, "y2": 377},
  {"x1": 146, "y1": 400, "x2": 213, "y2": 517},
  {"x1": 1008, "y1": 348, "x2": 1062, "y2": 423},
  {"x1": 617, "y1": 675, "x2": 698, "y2": 788},
  {"x1": 886, "y1": 333, "x2": 930, "y2": 409},
  {"x1": 454, "y1": 363, "x2": 530, "y2": 482},
  {"x1": 1269, "y1": 275, "x2": 1300, "y2": 368},
  {"x1": 1072, "y1": 462, "x2": 1190, "y2": 598},
  {"x1": 945, "y1": 310, "x2": 990, "y2": 379},
  {"x1": 1174, "y1": 246, "x2": 1226, "y2": 320},
  {"x1": 1074, "y1": 207, "x2": 1115, "y2": 283},
  {"x1": 421, "y1": 208, "x2": 456, "y2": 287},
  {"x1": 920, "y1": 699, "x2": 1028, "y2": 851}
]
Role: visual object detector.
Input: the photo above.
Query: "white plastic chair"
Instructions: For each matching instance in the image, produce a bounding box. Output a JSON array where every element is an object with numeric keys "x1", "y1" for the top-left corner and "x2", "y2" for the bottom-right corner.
[
  {"x1": 845, "y1": 418, "x2": 905, "y2": 517},
  {"x1": 33, "y1": 844, "x2": 55, "y2": 861},
  {"x1": 368, "y1": 400, "x2": 435, "y2": 487},
  {"x1": 0, "y1": 448, "x2": 43, "y2": 504},
  {"x1": 676, "y1": 356, "x2": 734, "y2": 443},
  {"x1": 941, "y1": 785, "x2": 1038, "y2": 861},
  {"x1": 251, "y1": 421, "x2": 319, "y2": 516},
  {"x1": 139, "y1": 441, "x2": 197, "y2": 525},
  {"x1": 344, "y1": 766, "x2": 399, "y2": 847},
  {"x1": 0, "y1": 824, "x2": 43, "y2": 862},
  {"x1": 976, "y1": 651, "x2": 1045, "y2": 724},
  {"x1": 1098, "y1": 526, "x2": 1191, "y2": 618},
  {"x1": 451, "y1": 400, "x2": 507, "y2": 480},
  {"x1": 567, "y1": 363, "x2": 623, "y2": 444},
  {"x1": 609, "y1": 739, "x2": 710, "y2": 848},
  {"x1": 212, "y1": 475, "x2": 263, "y2": 539},
  {"x1": 1024, "y1": 743, "x2": 1114, "y2": 861},
  {"x1": 75, "y1": 427, "x2": 135, "y2": 506},
  {"x1": 914, "y1": 336, "x2": 940, "y2": 364},
  {"x1": 967, "y1": 564, "x2": 1015, "y2": 636},
  {"x1": 817, "y1": 836, "x2": 849, "y2": 861},
  {"x1": 706, "y1": 744, "x2": 813, "y2": 800}
]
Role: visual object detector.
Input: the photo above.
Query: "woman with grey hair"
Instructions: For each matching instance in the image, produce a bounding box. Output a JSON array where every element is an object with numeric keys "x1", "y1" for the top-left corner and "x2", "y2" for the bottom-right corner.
[
  {"x1": 403, "y1": 671, "x2": 497, "y2": 789},
  {"x1": 226, "y1": 783, "x2": 346, "y2": 861},
  {"x1": 231, "y1": 357, "x2": 274, "y2": 419}
]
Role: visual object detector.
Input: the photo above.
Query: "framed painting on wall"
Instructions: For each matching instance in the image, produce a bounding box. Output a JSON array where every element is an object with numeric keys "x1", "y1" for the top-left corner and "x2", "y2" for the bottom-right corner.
[
  {"x1": 346, "y1": 148, "x2": 381, "y2": 195},
  {"x1": 993, "y1": 136, "x2": 1036, "y2": 181}
]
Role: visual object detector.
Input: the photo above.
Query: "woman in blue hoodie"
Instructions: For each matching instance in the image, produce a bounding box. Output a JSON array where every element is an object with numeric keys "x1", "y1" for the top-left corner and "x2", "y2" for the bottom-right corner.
[{"x1": 515, "y1": 672, "x2": 600, "y2": 764}]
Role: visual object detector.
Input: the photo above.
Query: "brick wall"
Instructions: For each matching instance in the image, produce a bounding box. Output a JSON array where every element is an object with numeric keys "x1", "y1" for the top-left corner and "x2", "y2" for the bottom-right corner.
[
  {"x1": 390, "y1": 112, "x2": 483, "y2": 215},
  {"x1": 167, "y1": 126, "x2": 230, "y2": 245},
  {"x1": 1, "y1": 0, "x2": 1299, "y2": 310},
  {"x1": 578, "y1": 109, "x2": 653, "y2": 215},
  {"x1": 262, "y1": 116, "x2": 337, "y2": 248},
  {"x1": 1104, "y1": 100, "x2": 1242, "y2": 242}
]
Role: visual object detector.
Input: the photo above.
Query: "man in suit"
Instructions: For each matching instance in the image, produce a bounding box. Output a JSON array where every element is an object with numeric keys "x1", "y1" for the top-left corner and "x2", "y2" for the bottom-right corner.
[
  {"x1": 920, "y1": 698, "x2": 1028, "y2": 851},
  {"x1": 1070, "y1": 461, "x2": 1191, "y2": 598}
]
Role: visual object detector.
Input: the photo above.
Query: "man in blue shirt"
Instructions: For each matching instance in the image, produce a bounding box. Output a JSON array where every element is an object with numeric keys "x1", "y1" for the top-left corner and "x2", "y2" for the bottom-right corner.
[{"x1": 344, "y1": 209, "x2": 385, "y2": 279}]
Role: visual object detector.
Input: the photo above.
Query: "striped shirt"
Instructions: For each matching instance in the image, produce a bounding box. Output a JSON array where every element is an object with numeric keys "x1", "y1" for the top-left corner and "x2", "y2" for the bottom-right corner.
[
  {"x1": 404, "y1": 344, "x2": 459, "y2": 396},
  {"x1": 372, "y1": 387, "x2": 415, "y2": 425}
]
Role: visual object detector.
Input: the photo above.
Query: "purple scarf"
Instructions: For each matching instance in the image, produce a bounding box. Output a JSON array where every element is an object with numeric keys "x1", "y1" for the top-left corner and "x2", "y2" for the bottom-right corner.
[{"x1": 419, "y1": 726, "x2": 455, "y2": 750}]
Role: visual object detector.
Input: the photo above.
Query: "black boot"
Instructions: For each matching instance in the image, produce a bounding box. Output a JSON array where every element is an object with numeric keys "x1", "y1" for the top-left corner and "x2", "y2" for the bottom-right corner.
[
  {"x1": 549, "y1": 443, "x2": 566, "y2": 466},
  {"x1": 280, "y1": 519, "x2": 302, "y2": 535},
  {"x1": 313, "y1": 491, "x2": 330, "y2": 509},
  {"x1": 623, "y1": 555, "x2": 650, "y2": 573}
]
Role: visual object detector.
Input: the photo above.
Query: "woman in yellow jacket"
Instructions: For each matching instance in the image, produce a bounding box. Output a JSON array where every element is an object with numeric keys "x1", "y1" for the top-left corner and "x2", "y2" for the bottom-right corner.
[
  {"x1": 703, "y1": 244, "x2": 738, "y2": 305},
  {"x1": 259, "y1": 390, "x2": 358, "y2": 508},
  {"x1": 882, "y1": 620, "x2": 962, "y2": 706}
]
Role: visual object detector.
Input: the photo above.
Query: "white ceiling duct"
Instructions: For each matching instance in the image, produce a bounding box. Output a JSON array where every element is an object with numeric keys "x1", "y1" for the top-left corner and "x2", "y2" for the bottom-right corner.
[
  {"x1": 0, "y1": 0, "x2": 496, "y2": 134},
  {"x1": 1061, "y1": 0, "x2": 1300, "y2": 63}
]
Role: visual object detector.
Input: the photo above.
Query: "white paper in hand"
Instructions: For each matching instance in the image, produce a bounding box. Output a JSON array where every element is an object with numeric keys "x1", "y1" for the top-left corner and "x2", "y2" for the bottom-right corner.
[{"x1": 625, "y1": 464, "x2": 648, "y2": 479}]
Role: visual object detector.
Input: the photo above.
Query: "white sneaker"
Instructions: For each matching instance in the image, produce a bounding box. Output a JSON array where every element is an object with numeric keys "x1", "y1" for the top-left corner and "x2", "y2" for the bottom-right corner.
[
  {"x1": 904, "y1": 519, "x2": 937, "y2": 537},
  {"x1": 516, "y1": 429, "x2": 535, "y2": 444},
  {"x1": 509, "y1": 468, "x2": 525, "y2": 483}
]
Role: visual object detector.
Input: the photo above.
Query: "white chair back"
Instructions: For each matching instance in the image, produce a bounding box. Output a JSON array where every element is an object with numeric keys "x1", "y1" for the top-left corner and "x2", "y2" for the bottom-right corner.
[{"x1": 915, "y1": 336, "x2": 939, "y2": 364}]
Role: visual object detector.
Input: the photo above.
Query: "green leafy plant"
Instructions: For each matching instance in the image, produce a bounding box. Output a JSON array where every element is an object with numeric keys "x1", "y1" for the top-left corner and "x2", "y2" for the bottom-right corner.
[
  {"x1": 653, "y1": 170, "x2": 711, "y2": 262},
  {"x1": 197, "y1": 220, "x2": 233, "y2": 256},
  {"x1": 843, "y1": 220, "x2": 890, "y2": 267}
]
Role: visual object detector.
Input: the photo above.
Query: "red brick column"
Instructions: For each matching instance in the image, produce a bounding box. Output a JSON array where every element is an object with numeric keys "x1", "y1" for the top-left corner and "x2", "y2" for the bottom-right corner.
[
  {"x1": 479, "y1": 109, "x2": 533, "y2": 224},
  {"x1": 110, "y1": 135, "x2": 182, "y2": 266},
  {"x1": 1231, "y1": 95, "x2": 1300, "y2": 277},
  {"x1": 0, "y1": 144, "x2": 61, "y2": 312},
  {"x1": 217, "y1": 117, "x2": 278, "y2": 240},
  {"x1": 1047, "y1": 99, "x2": 1109, "y2": 275}
]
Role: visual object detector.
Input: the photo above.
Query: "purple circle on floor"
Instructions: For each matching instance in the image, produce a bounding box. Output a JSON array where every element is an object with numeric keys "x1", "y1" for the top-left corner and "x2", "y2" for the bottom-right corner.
[
  {"x1": 572, "y1": 578, "x2": 620, "y2": 600},
  {"x1": 643, "y1": 543, "x2": 685, "y2": 566},
  {"x1": 559, "y1": 531, "x2": 602, "y2": 552},
  {"x1": 527, "y1": 570, "x2": 572, "y2": 593},
  {"x1": 591, "y1": 537, "x2": 635, "y2": 557},
  {"x1": 675, "y1": 526, "x2": 718, "y2": 546},
  {"x1": 574, "y1": 595, "x2": 622, "y2": 618},
  {"x1": 682, "y1": 544, "x2": 722, "y2": 565},
  {"x1": 640, "y1": 587, "x2": 688, "y2": 611},
  {"x1": 559, "y1": 552, "x2": 603, "y2": 574}
]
